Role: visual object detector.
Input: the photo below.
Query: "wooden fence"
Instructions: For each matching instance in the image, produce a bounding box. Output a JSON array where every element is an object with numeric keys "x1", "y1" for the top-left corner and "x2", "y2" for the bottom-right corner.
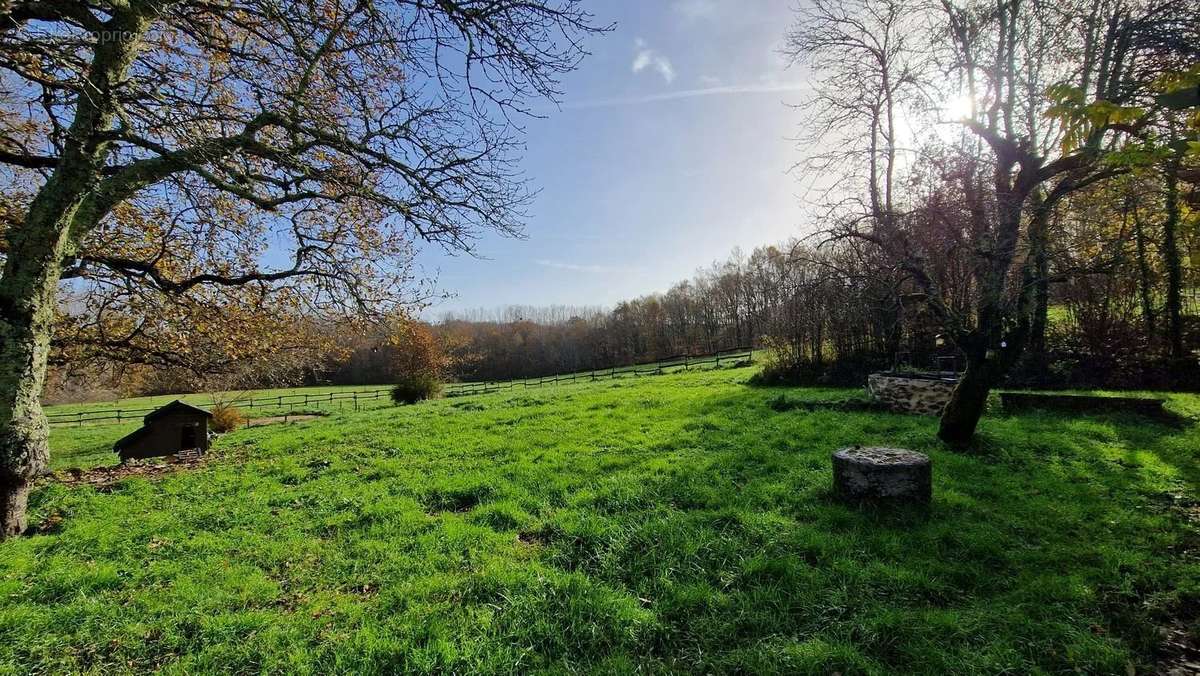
[
  {"x1": 47, "y1": 346, "x2": 754, "y2": 426},
  {"x1": 442, "y1": 346, "x2": 754, "y2": 397},
  {"x1": 46, "y1": 388, "x2": 393, "y2": 427}
]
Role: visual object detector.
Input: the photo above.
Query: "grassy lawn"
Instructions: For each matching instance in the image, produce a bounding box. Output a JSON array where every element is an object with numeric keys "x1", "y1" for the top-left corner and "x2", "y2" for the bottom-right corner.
[
  {"x1": 48, "y1": 423, "x2": 144, "y2": 472},
  {"x1": 5, "y1": 366, "x2": 1198, "y2": 673}
]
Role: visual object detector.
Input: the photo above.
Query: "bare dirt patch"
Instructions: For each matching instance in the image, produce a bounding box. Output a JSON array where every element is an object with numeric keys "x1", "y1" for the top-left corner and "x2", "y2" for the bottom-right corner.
[
  {"x1": 1154, "y1": 489, "x2": 1200, "y2": 675},
  {"x1": 45, "y1": 455, "x2": 210, "y2": 490},
  {"x1": 1157, "y1": 619, "x2": 1200, "y2": 676},
  {"x1": 517, "y1": 530, "x2": 547, "y2": 547}
]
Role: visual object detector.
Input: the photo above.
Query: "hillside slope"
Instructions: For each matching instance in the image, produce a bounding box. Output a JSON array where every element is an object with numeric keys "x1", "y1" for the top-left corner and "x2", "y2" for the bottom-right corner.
[{"x1": 5, "y1": 367, "x2": 1200, "y2": 673}]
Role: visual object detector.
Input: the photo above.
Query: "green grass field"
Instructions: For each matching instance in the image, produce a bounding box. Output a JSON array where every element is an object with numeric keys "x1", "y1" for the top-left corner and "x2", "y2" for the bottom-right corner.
[{"x1": 6, "y1": 365, "x2": 1199, "y2": 673}]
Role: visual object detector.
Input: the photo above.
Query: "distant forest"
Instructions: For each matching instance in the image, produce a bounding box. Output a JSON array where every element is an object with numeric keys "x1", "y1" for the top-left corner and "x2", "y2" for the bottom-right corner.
[
  {"x1": 427, "y1": 220, "x2": 1198, "y2": 389},
  {"x1": 45, "y1": 222, "x2": 1198, "y2": 404}
]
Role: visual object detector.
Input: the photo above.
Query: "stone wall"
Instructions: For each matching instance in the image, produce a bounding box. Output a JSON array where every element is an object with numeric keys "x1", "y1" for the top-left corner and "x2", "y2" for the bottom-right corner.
[{"x1": 867, "y1": 373, "x2": 957, "y2": 415}]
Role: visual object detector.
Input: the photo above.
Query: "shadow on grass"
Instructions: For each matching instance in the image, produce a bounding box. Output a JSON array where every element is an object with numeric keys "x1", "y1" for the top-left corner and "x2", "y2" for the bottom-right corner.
[{"x1": 538, "y1": 384, "x2": 1200, "y2": 672}]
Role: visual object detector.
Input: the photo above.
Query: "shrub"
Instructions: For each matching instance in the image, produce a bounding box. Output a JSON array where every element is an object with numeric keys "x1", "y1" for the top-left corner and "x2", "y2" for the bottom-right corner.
[
  {"x1": 329, "y1": 316, "x2": 452, "y2": 386},
  {"x1": 210, "y1": 403, "x2": 246, "y2": 432},
  {"x1": 391, "y1": 374, "x2": 441, "y2": 405},
  {"x1": 748, "y1": 338, "x2": 891, "y2": 388}
]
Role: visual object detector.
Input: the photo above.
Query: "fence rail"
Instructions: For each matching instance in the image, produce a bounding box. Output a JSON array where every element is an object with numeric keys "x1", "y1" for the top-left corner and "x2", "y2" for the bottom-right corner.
[
  {"x1": 442, "y1": 346, "x2": 754, "y2": 397},
  {"x1": 47, "y1": 346, "x2": 754, "y2": 426},
  {"x1": 47, "y1": 388, "x2": 394, "y2": 427}
]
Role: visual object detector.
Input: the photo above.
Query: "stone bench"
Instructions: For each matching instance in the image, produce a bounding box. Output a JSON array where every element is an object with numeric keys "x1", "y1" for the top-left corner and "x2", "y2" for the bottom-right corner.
[{"x1": 832, "y1": 446, "x2": 931, "y2": 505}]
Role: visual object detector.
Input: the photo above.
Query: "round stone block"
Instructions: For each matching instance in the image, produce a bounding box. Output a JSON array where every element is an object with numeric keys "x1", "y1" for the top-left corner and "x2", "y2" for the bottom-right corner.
[{"x1": 832, "y1": 446, "x2": 931, "y2": 504}]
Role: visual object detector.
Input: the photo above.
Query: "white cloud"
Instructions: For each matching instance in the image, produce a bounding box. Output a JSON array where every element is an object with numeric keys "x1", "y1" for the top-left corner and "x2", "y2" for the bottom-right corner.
[
  {"x1": 534, "y1": 259, "x2": 625, "y2": 274},
  {"x1": 672, "y1": 0, "x2": 719, "y2": 21},
  {"x1": 631, "y1": 38, "x2": 675, "y2": 84},
  {"x1": 563, "y1": 81, "x2": 810, "y2": 109}
]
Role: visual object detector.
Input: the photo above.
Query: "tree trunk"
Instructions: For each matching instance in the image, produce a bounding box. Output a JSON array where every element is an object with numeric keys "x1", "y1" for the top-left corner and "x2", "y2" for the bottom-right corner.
[
  {"x1": 937, "y1": 351, "x2": 993, "y2": 447},
  {"x1": 0, "y1": 144, "x2": 110, "y2": 538},
  {"x1": 1163, "y1": 150, "x2": 1184, "y2": 360},
  {"x1": 1133, "y1": 197, "x2": 1156, "y2": 343},
  {"x1": 1027, "y1": 197, "x2": 1051, "y2": 362},
  {"x1": 937, "y1": 179, "x2": 1026, "y2": 447},
  {"x1": 0, "y1": 210, "x2": 76, "y2": 537},
  {"x1": 1029, "y1": 258, "x2": 1049, "y2": 355},
  {"x1": 0, "y1": 8, "x2": 148, "y2": 537}
]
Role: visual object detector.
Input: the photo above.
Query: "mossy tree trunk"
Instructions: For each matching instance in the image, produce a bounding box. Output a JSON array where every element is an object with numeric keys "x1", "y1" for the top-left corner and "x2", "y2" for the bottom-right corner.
[
  {"x1": 936, "y1": 190, "x2": 1037, "y2": 448},
  {"x1": 1026, "y1": 191, "x2": 1053, "y2": 375},
  {"x1": 0, "y1": 204, "x2": 77, "y2": 536},
  {"x1": 0, "y1": 9, "x2": 151, "y2": 538},
  {"x1": 1132, "y1": 196, "x2": 1157, "y2": 343}
]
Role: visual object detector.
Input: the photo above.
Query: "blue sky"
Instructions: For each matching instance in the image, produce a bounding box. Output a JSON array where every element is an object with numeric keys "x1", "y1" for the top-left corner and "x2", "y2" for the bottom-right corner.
[{"x1": 419, "y1": 0, "x2": 819, "y2": 317}]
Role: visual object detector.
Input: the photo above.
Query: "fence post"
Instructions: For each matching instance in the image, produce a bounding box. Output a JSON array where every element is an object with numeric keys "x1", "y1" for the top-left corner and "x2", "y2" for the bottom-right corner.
[
  {"x1": 78, "y1": 412, "x2": 83, "y2": 428},
  {"x1": 354, "y1": 393, "x2": 358, "y2": 412},
  {"x1": 116, "y1": 410, "x2": 122, "y2": 423},
  {"x1": 684, "y1": 355, "x2": 689, "y2": 370}
]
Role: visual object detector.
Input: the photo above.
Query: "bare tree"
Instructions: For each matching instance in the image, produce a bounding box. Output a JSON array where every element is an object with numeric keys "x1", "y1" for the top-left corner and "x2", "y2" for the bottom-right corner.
[
  {"x1": 785, "y1": 0, "x2": 927, "y2": 223},
  {"x1": 0, "y1": 0, "x2": 605, "y2": 536}
]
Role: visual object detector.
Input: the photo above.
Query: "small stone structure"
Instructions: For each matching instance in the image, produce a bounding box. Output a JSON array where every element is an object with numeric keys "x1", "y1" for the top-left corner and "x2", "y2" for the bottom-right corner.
[
  {"x1": 832, "y1": 446, "x2": 931, "y2": 504},
  {"x1": 867, "y1": 372, "x2": 957, "y2": 415},
  {"x1": 113, "y1": 400, "x2": 211, "y2": 462}
]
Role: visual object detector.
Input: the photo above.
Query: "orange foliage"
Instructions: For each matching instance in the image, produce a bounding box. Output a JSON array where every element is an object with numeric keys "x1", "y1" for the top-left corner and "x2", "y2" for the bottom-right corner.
[{"x1": 385, "y1": 317, "x2": 450, "y2": 380}]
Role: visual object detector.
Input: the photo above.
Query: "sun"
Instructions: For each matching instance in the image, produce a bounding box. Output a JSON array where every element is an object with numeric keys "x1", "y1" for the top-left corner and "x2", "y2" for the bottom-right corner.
[{"x1": 941, "y1": 93, "x2": 976, "y2": 121}]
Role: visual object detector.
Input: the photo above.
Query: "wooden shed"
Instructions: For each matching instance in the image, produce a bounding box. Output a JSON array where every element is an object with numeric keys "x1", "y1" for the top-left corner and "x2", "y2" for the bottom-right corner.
[{"x1": 113, "y1": 400, "x2": 212, "y2": 462}]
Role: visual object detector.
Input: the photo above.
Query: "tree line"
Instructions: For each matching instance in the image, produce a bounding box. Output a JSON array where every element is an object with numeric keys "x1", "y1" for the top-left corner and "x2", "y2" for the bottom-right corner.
[
  {"x1": 426, "y1": 244, "x2": 896, "y2": 383},
  {"x1": 428, "y1": 187, "x2": 1196, "y2": 390}
]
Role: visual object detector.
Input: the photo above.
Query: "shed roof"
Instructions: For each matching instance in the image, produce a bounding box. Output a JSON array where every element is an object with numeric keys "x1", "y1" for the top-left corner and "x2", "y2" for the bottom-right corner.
[
  {"x1": 113, "y1": 400, "x2": 211, "y2": 453},
  {"x1": 113, "y1": 425, "x2": 151, "y2": 451},
  {"x1": 143, "y1": 400, "x2": 212, "y2": 422}
]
